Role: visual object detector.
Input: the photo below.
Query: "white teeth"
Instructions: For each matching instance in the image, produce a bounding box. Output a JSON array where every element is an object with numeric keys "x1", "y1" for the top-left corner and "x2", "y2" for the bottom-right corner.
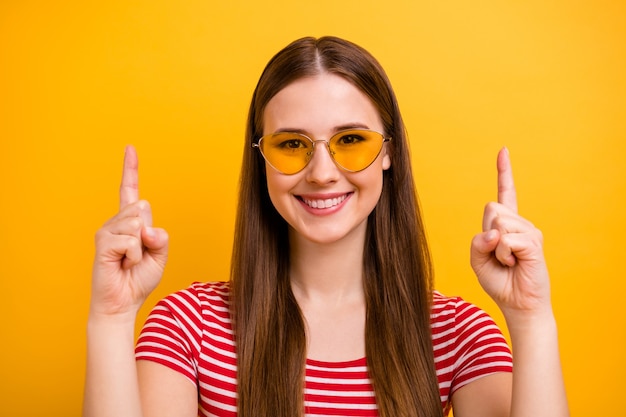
[{"x1": 303, "y1": 194, "x2": 347, "y2": 209}]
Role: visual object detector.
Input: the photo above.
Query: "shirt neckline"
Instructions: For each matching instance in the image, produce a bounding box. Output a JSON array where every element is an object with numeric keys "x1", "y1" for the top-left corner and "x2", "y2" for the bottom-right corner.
[{"x1": 306, "y1": 357, "x2": 367, "y2": 368}]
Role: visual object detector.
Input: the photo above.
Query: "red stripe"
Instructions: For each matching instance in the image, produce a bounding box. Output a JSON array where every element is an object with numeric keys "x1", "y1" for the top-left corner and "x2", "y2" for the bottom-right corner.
[{"x1": 136, "y1": 283, "x2": 512, "y2": 416}]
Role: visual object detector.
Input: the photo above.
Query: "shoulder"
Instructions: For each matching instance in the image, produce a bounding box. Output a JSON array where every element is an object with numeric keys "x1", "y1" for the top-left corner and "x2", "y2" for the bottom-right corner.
[
  {"x1": 159, "y1": 281, "x2": 231, "y2": 309},
  {"x1": 138, "y1": 281, "x2": 233, "y2": 354},
  {"x1": 151, "y1": 281, "x2": 232, "y2": 328},
  {"x1": 137, "y1": 281, "x2": 233, "y2": 386},
  {"x1": 188, "y1": 280, "x2": 231, "y2": 306},
  {"x1": 430, "y1": 290, "x2": 512, "y2": 398},
  {"x1": 430, "y1": 290, "x2": 467, "y2": 331},
  {"x1": 430, "y1": 290, "x2": 511, "y2": 368},
  {"x1": 430, "y1": 290, "x2": 497, "y2": 330}
]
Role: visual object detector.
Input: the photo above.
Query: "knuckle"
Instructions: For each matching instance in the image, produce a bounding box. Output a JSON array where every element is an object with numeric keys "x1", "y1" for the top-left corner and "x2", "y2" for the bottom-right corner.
[
  {"x1": 138, "y1": 200, "x2": 151, "y2": 210},
  {"x1": 125, "y1": 234, "x2": 142, "y2": 249},
  {"x1": 121, "y1": 201, "x2": 143, "y2": 216},
  {"x1": 497, "y1": 233, "x2": 512, "y2": 247},
  {"x1": 128, "y1": 217, "x2": 143, "y2": 231},
  {"x1": 491, "y1": 215, "x2": 504, "y2": 229},
  {"x1": 484, "y1": 201, "x2": 497, "y2": 212}
]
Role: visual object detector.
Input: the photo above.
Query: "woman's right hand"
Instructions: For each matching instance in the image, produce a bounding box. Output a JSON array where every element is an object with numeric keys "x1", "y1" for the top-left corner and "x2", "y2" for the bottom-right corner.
[{"x1": 90, "y1": 145, "x2": 169, "y2": 319}]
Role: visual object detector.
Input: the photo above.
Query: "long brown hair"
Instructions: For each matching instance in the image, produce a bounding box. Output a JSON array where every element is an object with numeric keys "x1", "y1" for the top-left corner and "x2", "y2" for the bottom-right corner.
[{"x1": 230, "y1": 36, "x2": 443, "y2": 417}]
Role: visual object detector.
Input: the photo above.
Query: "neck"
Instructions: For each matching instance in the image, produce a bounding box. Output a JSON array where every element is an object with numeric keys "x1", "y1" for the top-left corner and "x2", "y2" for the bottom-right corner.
[{"x1": 288, "y1": 224, "x2": 366, "y2": 305}]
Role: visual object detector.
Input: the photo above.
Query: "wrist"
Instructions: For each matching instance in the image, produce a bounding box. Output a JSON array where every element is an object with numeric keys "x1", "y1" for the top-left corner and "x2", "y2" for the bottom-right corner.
[
  {"x1": 499, "y1": 297, "x2": 554, "y2": 326},
  {"x1": 503, "y1": 308, "x2": 559, "y2": 341},
  {"x1": 87, "y1": 308, "x2": 139, "y2": 328}
]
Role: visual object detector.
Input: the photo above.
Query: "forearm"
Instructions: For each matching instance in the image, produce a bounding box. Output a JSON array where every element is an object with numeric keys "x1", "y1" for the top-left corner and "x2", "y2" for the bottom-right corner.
[
  {"x1": 507, "y1": 312, "x2": 569, "y2": 417},
  {"x1": 83, "y1": 313, "x2": 143, "y2": 417}
]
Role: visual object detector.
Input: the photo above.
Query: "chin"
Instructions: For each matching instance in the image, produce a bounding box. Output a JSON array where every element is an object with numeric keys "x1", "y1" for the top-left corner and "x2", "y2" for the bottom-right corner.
[{"x1": 291, "y1": 223, "x2": 366, "y2": 247}]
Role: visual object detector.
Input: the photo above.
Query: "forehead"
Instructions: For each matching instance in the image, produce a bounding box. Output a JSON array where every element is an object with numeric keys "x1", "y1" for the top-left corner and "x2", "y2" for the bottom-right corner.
[{"x1": 262, "y1": 73, "x2": 383, "y2": 135}]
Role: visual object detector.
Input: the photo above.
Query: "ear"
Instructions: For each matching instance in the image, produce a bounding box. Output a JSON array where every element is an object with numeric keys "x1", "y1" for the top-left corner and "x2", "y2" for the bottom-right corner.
[{"x1": 382, "y1": 143, "x2": 392, "y2": 170}]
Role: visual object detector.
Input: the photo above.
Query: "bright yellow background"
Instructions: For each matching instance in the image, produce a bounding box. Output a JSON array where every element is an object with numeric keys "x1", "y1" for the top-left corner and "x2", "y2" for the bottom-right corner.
[{"x1": 1, "y1": 1, "x2": 624, "y2": 416}]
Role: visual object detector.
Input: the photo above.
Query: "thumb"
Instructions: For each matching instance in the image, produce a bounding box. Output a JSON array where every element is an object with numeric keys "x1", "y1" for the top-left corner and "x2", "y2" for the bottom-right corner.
[
  {"x1": 471, "y1": 230, "x2": 499, "y2": 269},
  {"x1": 142, "y1": 227, "x2": 169, "y2": 264}
]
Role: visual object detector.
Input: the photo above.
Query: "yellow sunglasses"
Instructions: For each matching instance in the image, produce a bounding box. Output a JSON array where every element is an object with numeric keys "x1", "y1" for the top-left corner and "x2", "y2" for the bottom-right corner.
[{"x1": 253, "y1": 129, "x2": 390, "y2": 175}]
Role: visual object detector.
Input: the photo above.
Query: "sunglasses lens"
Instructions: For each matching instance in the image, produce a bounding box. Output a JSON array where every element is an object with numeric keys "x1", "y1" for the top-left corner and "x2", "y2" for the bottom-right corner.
[
  {"x1": 257, "y1": 130, "x2": 385, "y2": 174},
  {"x1": 259, "y1": 133, "x2": 313, "y2": 174},
  {"x1": 330, "y1": 130, "x2": 384, "y2": 171}
]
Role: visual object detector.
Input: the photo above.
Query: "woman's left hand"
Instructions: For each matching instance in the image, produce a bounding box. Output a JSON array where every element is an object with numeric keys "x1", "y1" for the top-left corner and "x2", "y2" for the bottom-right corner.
[{"x1": 470, "y1": 148, "x2": 552, "y2": 323}]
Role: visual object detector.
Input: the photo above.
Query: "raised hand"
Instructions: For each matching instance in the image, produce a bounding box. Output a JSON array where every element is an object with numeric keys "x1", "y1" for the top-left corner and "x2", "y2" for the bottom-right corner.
[
  {"x1": 90, "y1": 146, "x2": 169, "y2": 318},
  {"x1": 470, "y1": 148, "x2": 552, "y2": 321}
]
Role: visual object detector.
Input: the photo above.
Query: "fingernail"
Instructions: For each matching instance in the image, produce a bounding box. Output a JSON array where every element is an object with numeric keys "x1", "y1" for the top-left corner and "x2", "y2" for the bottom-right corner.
[
  {"x1": 486, "y1": 230, "x2": 497, "y2": 241},
  {"x1": 145, "y1": 227, "x2": 155, "y2": 238}
]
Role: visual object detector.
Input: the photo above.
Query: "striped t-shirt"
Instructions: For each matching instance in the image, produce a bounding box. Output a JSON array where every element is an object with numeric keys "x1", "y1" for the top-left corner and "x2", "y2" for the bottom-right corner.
[{"x1": 136, "y1": 281, "x2": 512, "y2": 416}]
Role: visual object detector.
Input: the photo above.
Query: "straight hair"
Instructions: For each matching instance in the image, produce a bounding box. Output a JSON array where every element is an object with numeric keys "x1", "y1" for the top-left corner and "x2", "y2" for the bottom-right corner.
[{"x1": 230, "y1": 36, "x2": 443, "y2": 417}]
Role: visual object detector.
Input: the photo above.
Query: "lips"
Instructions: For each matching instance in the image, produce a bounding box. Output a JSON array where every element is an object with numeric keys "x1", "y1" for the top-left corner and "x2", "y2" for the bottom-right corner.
[{"x1": 299, "y1": 193, "x2": 349, "y2": 209}]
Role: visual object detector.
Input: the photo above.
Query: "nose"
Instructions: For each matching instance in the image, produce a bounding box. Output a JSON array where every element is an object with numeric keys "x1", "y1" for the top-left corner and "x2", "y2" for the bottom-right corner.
[{"x1": 305, "y1": 140, "x2": 340, "y2": 185}]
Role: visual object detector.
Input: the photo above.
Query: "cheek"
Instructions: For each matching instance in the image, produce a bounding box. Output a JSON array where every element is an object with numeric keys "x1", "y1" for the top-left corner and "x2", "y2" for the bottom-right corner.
[{"x1": 351, "y1": 170, "x2": 385, "y2": 203}]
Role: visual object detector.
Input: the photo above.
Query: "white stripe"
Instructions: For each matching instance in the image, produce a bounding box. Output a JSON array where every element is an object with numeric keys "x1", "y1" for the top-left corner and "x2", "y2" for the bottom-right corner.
[
  {"x1": 135, "y1": 351, "x2": 195, "y2": 380},
  {"x1": 199, "y1": 345, "x2": 237, "y2": 367},
  {"x1": 304, "y1": 401, "x2": 377, "y2": 411},
  {"x1": 197, "y1": 366, "x2": 237, "y2": 385},
  {"x1": 306, "y1": 363, "x2": 367, "y2": 372},
  {"x1": 305, "y1": 375, "x2": 371, "y2": 385},
  {"x1": 198, "y1": 381, "x2": 238, "y2": 401},
  {"x1": 165, "y1": 292, "x2": 203, "y2": 354},
  {"x1": 304, "y1": 388, "x2": 375, "y2": 398}
]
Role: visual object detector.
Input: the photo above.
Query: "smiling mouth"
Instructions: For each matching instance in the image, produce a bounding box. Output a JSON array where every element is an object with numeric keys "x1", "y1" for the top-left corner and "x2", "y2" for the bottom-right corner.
[{"x1": 300, "y1": 194, "x2": 349, "y2": 209}]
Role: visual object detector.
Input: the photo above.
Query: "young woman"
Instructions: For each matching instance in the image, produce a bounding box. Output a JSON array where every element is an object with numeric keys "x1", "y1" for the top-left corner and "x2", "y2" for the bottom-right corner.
[{"x1": 83, "y1": 36, "x2": 569, "y2": 417}]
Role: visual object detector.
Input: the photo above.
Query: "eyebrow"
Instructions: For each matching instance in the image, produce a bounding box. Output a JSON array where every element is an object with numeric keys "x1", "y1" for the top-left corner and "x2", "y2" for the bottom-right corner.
[{"x1": 272, "y1": 123, "x2": 371, "y2": 135}]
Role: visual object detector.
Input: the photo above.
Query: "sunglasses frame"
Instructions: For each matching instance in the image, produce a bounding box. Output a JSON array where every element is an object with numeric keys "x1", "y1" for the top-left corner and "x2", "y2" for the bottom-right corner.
[{"x1": 252, "y1": 129, "x2": 391, "y2": 175}]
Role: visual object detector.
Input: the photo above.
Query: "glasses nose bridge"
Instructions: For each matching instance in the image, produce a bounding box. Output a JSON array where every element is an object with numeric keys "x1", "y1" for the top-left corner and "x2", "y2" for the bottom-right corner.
[{"x1": 310, "y1": 138, "x2": 334, "y2": 156}]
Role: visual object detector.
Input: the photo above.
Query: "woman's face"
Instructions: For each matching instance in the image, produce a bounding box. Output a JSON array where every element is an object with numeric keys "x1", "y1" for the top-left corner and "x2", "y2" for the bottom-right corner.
[{"x1": 262, "y1": 73, "x2": 391, "y2": 246}]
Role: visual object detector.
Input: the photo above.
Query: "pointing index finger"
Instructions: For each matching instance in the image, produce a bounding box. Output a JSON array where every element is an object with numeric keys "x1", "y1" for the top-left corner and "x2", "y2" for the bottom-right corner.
[
  {"x1": 120, "y1": 145, "x2": 139, "y2": 210},
  {"x1": 497, "y1": 147, "x2": 518, "y2": 213}
]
